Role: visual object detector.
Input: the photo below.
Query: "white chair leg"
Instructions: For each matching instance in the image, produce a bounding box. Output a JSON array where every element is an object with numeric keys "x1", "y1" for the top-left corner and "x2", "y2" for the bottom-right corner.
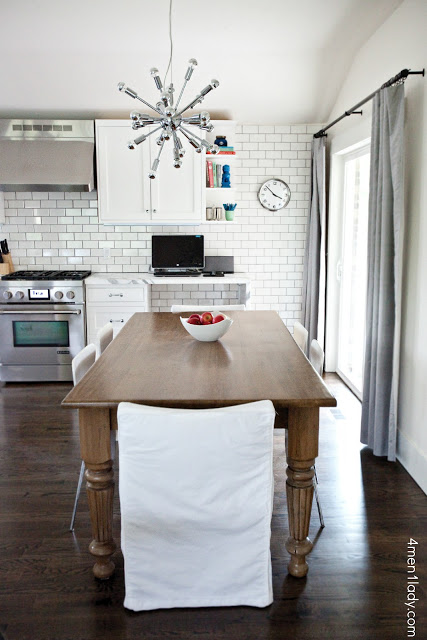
[
  {"x1": 313, "y1": 466, "x2": 325, "y2": 528},
  {"x1": 69, "y1": 460, "x2": 85, "y2": 532}
]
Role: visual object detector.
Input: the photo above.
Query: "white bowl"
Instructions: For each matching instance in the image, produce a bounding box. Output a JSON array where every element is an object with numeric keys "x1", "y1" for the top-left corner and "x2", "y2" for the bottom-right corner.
[{"x1": 180, "y1": 313, "x2": 233, "y2": 342}]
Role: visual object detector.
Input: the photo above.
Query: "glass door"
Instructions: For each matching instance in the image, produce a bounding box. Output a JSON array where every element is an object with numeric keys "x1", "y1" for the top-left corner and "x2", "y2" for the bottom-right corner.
[{"x1": 336, "y1": 146, "x2": 370, "y2": 398}]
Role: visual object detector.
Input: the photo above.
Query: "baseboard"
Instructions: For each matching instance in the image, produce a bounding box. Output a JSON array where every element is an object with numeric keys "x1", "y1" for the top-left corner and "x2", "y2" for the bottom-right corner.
[{"x1": 396, "y1": 428, "x2": 427, "y2": 495}]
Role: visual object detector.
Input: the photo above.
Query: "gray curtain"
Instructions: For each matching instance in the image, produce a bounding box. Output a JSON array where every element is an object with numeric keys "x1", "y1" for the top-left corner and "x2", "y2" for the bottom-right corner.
[
  {"x1": 361, "y1": 83, "x2": 405, "y2": 461},
  {"x1": 302, "y1": 136, "x2": 326, "y2": 352}
]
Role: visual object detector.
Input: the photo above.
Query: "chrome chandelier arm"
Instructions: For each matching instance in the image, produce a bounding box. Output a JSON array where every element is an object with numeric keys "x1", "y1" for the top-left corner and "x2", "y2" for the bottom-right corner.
[
  {"x1": 175, "y1": 59, "x2": 198, "y2": 111},
  {"x1": 128, "y1": 125, "x2": 163, "y2": 149},
  {"x1": 117, "y1": 82, "x2": 164, "y2": 116}
]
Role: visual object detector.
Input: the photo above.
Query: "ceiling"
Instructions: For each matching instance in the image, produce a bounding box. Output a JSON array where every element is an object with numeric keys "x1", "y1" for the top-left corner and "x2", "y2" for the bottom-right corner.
[{"x1": 0, "y1": 0, "x2": 403, "y2": 123}]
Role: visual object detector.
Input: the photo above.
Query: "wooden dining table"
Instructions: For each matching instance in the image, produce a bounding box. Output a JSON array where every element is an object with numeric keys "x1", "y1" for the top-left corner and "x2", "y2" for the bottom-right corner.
[{"x1": 62, "y1": 311, "x2": 336, "y2": 580}]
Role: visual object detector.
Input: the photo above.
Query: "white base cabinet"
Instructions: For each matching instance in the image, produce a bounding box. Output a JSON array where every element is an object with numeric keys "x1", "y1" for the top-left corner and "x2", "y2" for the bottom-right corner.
[
  {"x1": 96, "y1": 120, "x2": 204, "y2": 225},
  {"x1": 86, "y1": 282, "x2": 150, "y2": 345}
]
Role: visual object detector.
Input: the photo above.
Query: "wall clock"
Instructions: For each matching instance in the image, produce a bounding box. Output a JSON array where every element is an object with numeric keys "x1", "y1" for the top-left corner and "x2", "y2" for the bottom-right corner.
[{"x1": 258, "y1": 179, "x2": 291, "y2": 211}]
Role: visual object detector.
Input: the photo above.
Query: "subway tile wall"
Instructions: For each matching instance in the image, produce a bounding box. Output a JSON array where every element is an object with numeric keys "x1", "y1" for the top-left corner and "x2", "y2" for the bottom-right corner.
[{"x1": 0, "y1": 123, "x2": 320, "y2": 324}]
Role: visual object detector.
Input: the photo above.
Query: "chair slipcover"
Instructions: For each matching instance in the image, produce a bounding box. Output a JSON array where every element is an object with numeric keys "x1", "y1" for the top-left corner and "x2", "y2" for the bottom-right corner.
[
  {"x1": 117, "y1": 400, "x2": 275, "y2": 611},
  {"x1": 309, "y1": 338, "x2": 324, "y2": 376},
  {"x1": 293, "y1": 320, "x2": 308, "y2": 354},
  {"x1": 95, "y1": 323, "x2": 114, "y2": 359},
  {"x1": 71, "y1": 343, "x2": 96, "y2": 386}
]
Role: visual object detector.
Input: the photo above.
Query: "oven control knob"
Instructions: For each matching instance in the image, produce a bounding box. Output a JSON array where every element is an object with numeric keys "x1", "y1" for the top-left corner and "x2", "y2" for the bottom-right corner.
[
  {"x1": 2, "y1": 290, "x2": 12, "y2": 300},
  {"x1": 15, "y1": 291, "x2": 24, "y2": 300},
  {"x1": 54, "y1": 291, "x2": 64, "y2": 300},
  {"x1": 66, "y1": 290, "x2": 75, "y2": 300}
]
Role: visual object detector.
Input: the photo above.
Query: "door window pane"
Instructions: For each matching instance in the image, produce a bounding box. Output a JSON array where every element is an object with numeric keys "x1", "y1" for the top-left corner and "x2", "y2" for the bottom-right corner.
[{"x1": 337, "y1": 150, "x2": 370, "y2": 396}]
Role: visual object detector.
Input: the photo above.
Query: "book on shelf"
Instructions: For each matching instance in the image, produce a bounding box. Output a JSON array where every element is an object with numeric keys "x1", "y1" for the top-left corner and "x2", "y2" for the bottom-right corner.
[
  {"x1": 205, "y1": 160, "x2": 230, "y2": 188},
  {"x1": 207, "y1": 160, "x2": 214, "y2": 188}
]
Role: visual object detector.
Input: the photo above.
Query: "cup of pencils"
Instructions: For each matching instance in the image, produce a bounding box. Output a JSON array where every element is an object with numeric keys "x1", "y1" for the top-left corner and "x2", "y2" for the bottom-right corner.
[{"x1": 223, "y1": 203, "x2": 237, "y2": 221}]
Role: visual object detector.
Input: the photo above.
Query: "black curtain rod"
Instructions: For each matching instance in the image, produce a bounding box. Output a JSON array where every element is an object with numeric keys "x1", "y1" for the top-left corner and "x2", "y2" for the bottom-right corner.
[{"x1": 313, "y1": 68, "x2": 425, "y2": 138}]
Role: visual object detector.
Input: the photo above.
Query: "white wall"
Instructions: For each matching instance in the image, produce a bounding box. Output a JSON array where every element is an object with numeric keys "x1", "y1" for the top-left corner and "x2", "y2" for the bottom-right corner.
[
  {"x1": 0, "y1": 0, "x2": 402, "y2": 124},
  {"x1": 326, "y1": 0, "x2": 427, "y2": 492},
  {"x1": 1, "y1": 123, "x2": 318, "y2": 324}
]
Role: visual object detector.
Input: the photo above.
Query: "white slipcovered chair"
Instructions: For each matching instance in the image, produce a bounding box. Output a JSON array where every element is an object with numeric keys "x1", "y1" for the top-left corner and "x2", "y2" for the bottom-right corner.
[
  {"x1": 95, "y1": 322, "x2": 114, "y2": 359},
  {"x1": 171, "y1": 304, "x2": 246, "y2": 313},
  {"x1": 293, "y1": 320, "x2": 308, "y2": 354},
  {"x1": 70, "y1": 324, "x2": 115, "y2": 531},
  {"x1": 117, "y1": 400, "x2": 276, "y2": 611},
  {"x1": 309, "y1": 338, "x2": 325, "y2": 529},
  {"x1": 309, "y1": 338, "x2": 325, "y2": 376},
  {"x1": 69, "y1": 343, "x2": 96, "y2": 531}
]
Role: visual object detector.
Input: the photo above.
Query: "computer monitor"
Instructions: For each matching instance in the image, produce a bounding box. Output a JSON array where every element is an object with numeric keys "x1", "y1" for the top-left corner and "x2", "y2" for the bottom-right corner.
[{"x1": 151, "y1": 235, "x2": 204, "y2": 271}]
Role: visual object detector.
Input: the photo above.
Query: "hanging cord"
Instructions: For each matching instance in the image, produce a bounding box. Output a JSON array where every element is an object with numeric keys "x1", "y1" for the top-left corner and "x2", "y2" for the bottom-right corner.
[{"x1": 163, "y1": 0, "x2": 173, "y2": 86}]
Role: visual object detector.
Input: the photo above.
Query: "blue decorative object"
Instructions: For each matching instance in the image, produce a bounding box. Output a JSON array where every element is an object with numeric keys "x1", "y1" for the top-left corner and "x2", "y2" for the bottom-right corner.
[
  {"x1": 214, "y1": 135, "x2": 228, "y2": 147},
  {"x1": 221, "y1": 164, "x2": 231, "y2": 188}
]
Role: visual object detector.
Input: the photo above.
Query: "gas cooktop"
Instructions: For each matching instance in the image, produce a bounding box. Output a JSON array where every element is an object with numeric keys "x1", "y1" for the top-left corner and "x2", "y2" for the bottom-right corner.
[{"x1": 1, "y1": 270, "x2": 92, "y2": 281}]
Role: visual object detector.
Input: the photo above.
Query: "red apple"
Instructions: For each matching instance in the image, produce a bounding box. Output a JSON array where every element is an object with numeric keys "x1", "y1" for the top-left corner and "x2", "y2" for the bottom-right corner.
[
  {"x1": 213, "y1": 314, "x2": 225, "y2": 323},
  {"x1": 187, "y1": 317, "x2": 202, "y2": 325},
  {"x1": 201, "y1": 311, "x2": 213, "y2": 324},
  {"x1": 188, "y1": 313, "x2": 201, "y2": 321}
]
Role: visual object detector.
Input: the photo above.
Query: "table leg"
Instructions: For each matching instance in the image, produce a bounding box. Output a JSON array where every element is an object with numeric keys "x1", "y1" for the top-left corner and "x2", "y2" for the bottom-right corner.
[
  {"x1": 79, "y1": 407, "x2": 116, "y2": 579},
  {"x1": 285, "y1": 406, "x2": 319, "y2": 578}
]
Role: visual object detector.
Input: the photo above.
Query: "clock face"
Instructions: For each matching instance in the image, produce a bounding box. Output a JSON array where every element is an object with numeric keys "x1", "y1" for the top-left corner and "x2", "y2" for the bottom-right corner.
[{"x1": 258, "y1": 179, "x2": 291, "y2": 211}]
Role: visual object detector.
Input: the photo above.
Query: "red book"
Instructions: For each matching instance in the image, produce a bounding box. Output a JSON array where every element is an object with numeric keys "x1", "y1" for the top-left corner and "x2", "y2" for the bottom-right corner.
[{"x1": 207, "y1": 161, "x2": 214, "y2": 187}]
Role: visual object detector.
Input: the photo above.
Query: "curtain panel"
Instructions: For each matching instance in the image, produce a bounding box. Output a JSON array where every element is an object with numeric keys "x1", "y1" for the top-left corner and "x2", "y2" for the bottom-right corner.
[
  {"x1": 302, "y1": 136, "x2": 326, "y2": 353},
  {"x1": 361, "y1": 83, "x2": 405, "y2": 461}
]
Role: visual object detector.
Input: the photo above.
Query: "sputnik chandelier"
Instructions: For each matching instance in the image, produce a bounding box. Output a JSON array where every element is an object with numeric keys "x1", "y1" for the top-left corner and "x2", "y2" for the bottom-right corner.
[
  {"x1": 117, "y1": 0, "x2": 220, "y2": 180},
  {"x1": 118, "y1": 62, "x2": 220, "y2": 179}
]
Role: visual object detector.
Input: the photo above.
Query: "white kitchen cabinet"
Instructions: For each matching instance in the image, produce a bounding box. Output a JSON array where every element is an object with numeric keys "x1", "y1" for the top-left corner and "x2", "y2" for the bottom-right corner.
[
  {"x1": 96, "y1": 120, "x2": 204, "y2": 225},
  {"x1": 86, "y1": 280, "x2": 150, "y2": 345}
]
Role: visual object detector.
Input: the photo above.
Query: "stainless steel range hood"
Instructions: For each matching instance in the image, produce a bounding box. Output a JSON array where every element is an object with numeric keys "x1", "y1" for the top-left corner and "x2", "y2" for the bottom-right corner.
[{"x1": 0, "y1": 120, "x2": 95, "y2": 192}]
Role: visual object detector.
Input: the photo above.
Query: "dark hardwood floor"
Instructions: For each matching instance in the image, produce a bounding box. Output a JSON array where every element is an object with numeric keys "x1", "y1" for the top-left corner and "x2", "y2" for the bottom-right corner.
[{"x1": 0, "y1": 374, "x2": 425, "y2": 640}]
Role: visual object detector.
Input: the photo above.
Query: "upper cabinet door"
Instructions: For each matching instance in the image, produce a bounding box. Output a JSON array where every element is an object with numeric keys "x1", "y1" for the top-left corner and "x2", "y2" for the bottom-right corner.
[
  {"x1": 96, "y1": 120, "x2": 151, "y2": 225},
  {"x1": 149, "y1": 135, "x2": 203, "y2": 225}
]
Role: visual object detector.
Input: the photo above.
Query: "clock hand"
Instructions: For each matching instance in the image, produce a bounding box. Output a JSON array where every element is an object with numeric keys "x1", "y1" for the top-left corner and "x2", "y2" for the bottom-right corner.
[{"x1": 266, "y1": 185, "x2": 282, "y2": 199}]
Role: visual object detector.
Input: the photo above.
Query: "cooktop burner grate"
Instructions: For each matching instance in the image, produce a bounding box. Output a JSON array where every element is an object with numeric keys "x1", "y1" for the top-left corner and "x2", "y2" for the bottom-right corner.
[{"x1": 1, "y1": 270, "x2": 92, "y2": 281}]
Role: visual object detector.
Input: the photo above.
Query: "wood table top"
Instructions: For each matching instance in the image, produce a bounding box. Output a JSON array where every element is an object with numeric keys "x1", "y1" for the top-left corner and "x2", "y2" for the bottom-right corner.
[{"x1": 62, "y1": 311, "x2": 336, "y2": 410}]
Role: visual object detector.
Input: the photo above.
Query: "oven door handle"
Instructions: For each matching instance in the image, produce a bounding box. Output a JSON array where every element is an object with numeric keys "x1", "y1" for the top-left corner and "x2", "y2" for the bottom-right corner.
[{"x1": 0, "y1": 310, "x2": 81, "y2": 315}]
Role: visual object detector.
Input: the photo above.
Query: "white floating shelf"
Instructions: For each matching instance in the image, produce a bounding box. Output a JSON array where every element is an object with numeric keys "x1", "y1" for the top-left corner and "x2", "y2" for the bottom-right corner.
[
  {"x1": 203, "y1": 220, "x2": 237, "y2": 224},
  {"x1": 206, "y1": 154, "x2": 237, "y2": 159},
  {"x1": 205, "y1": 187, "x2": 236, "y2": 191}
]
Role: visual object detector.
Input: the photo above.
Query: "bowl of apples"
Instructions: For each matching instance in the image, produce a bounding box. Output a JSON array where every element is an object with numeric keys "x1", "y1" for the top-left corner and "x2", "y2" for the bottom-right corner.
[{"x1": 180, "y1": 311, "x2": 233, "y2": 342}]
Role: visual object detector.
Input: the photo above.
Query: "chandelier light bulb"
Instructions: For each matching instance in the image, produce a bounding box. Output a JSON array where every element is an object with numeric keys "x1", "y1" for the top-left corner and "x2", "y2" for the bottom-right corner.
[
  {"x1": 185, "y1": 58, "x2": 198, "y2": 81},
  {"x1": 150, "y1": 67, "x2": 163, "y2": 91},
  {"x1": 118, "y1": 60, "x2": 219, "y2": 178}
]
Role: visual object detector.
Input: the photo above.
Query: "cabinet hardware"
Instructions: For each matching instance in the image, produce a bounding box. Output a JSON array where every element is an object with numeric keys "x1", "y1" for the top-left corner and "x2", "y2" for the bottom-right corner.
[{"x1": 109, "y1": 293, "x2": 124, "y2": 297}]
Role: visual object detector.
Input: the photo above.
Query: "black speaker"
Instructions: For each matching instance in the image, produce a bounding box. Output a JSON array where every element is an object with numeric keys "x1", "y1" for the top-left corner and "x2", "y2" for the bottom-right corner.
[{"x1": 203, "y1": 256, "x2": 234, "y2": 275}]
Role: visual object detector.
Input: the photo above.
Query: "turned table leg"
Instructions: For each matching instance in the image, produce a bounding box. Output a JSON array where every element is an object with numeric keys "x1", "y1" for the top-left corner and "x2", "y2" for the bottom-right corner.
[
  {"x1": 285, "y1": 406, "x2": 319, "y2": 578},
  {"x1": 79, "y1": 407, "x2": 116, "y2": 579}
]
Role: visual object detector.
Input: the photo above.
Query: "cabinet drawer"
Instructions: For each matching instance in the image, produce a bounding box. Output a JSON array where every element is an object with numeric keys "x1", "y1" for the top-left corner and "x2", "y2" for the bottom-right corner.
[
  {"x1": 87, "y1": 287, "x2": 147, "y2": 304},
  {"x1": 87, "y1": 307, "x2": 144, "y2": 339}
]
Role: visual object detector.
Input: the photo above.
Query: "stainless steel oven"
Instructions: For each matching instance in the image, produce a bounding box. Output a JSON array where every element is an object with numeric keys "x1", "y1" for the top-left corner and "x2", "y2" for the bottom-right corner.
[{"x1": 0, "y1": 271, "x2": 90, "y2": 382}]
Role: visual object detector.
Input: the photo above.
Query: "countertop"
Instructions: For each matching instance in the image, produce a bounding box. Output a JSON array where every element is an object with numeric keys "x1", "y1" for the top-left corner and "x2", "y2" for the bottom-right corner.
[{"x1": 85, "y1": 272, "x2": 251, "y2": 286}]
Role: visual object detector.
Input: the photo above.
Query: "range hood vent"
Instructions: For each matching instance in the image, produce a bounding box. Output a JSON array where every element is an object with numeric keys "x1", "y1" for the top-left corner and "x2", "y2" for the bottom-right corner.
[{"x1": 0, "y1": 119, "x2": 95, "y2": 192}]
